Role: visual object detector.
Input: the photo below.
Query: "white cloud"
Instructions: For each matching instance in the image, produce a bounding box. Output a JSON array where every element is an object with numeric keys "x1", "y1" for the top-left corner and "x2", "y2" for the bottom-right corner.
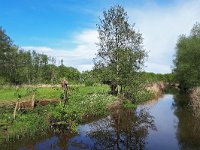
[
  {"x1": 127, "y1": 0, "x2": 200, "y2": 73},
  {"x1": 22, "y1": 29, "x2": 98, "y2": 72},
  {"x1": 75, "y1": 29, "x2": 98, "y2": 44}
]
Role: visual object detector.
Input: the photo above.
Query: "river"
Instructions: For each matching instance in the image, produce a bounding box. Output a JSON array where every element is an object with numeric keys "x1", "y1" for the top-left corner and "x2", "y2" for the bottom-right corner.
[{"x1": 2, "y1": 92, "x2": 200, "y2": 150}]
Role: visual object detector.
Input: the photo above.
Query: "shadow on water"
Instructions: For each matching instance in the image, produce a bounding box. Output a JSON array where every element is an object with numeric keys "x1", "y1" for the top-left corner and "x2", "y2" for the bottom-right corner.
[
  {"x1": 173, "y1": 92, "x2": 200, "y2": 150},
  {"x1": 69, "y1": 109, "x2": 156, "y2": 150},
  {"x1": 3, "y1": 89, "x2": 200, "y2": 150}
]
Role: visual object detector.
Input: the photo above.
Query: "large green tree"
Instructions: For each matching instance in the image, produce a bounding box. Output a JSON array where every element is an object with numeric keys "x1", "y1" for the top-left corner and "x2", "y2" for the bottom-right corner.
[
  {"x1": 173, "y1": 23, "x2": 200, "y2": 91},
  {"x1": 0, "y1": 27, "x2": 19, "y2": 84},
  {"x1": 95, "y1": 5, "x2": 146, "y2": 94}
]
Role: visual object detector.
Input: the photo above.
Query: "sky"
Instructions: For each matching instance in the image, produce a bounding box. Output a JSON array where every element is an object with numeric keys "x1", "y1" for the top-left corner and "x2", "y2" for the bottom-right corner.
[{"x1": 0, "y1": 0, "x2": 200, "y2": 73}]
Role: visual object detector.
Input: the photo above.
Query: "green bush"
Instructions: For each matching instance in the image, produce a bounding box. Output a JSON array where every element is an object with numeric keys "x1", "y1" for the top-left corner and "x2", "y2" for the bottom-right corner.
[
  {"x1": 123, "y1": 99, "x2": 136, "y2": 109},
  {"x1": 84, "y1": 79, "x2": 96, "y2": 86},
  {"x1": 174, "y1": 23, "x2": 200, "y2": 91},
  {"x1": 134, "y1": 90, "x2": 154, "y2": 103},
  {"x1": 0, "y1": 77, "x2": 7, "y2": 87}
]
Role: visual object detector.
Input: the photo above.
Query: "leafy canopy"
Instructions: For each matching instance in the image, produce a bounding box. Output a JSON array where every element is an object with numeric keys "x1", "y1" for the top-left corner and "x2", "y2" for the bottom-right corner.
[{"x1": 173, "y1": 23, "x2": 200, "y2": 90}]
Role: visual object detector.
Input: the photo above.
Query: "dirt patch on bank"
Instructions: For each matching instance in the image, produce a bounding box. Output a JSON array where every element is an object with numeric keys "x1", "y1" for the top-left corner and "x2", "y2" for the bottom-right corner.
[
  {"x1": 0, "y1": 99, "x2": 60, "y2": 109},
  {"x1": 190, "y1": 87, "x2": 200, "y2": 116},
  {"x1": 107, "y1": 99, "x2": 123, "y2": 111},
  {"x1": 147, "y1": 82, "x2": 165, "y2": 97}
]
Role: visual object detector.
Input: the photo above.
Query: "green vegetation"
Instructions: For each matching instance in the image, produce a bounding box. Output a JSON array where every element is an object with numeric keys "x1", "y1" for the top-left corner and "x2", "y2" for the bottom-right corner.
[
  {"x1": 134, "y1": 89, "x2": 155, "y2": 103},
  {"x1": 123, "y1": 99, "x2": 137, "y2": 109},
  {"x1": 0, "y1": 85, "x2": 116, "y2": 143},
  {"x1": 0, "y1": 105, "x2": 50, "y2": 142},
  {"x1": 51, "y1": 86, "x2": 115, "y2": 131},
  {"x1": 173, "y1": 23, "x2": 200, "y2": 91},
  {"x1": 141, "y1": 72, "x2": 175, "y2": 84},
  {"x1": 0, "y1": 87, "x2": 60, "y2": 104}
]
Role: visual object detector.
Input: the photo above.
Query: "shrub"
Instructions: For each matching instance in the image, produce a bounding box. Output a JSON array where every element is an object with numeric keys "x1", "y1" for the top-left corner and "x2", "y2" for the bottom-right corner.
[{"x1": 84, "y1": 79, "x2": 96, "y2": 86}]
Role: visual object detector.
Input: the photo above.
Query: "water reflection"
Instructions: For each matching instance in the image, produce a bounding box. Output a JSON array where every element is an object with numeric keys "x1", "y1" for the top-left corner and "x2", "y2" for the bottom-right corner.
[
  {"x1": 173, "y1": 93, "x2": 200, "y2": 150},
  {"x1": 69, "y1": 109, "x2": 156, "y2": 149},
  {"x1": 4, "y1": 92, "x2": 200, "y2": 150},
  {"x1": 2, "y1": 108, "x2": 156, "y2": 150}
]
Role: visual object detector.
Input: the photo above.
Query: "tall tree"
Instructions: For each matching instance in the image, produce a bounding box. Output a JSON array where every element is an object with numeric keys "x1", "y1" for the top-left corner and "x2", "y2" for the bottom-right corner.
[
  {"x1": 173, "y1": 23, "x2": 200, "y2": 91},
  {"x1": 0, "y1": 27, "x2": 19, "y2": 83},
  {"x1": 95, "y1": 5, "x2": 146, "y2": 94}
]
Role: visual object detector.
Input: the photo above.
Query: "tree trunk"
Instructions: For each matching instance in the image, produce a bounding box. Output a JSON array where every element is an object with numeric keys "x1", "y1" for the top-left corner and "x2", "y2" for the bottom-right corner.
[
  {"x1": 117, "y1": 85, "x2": 120, "y2": 95},
  {"x1": 31, "y1": 93, "x2": 35, "y2": 109}
]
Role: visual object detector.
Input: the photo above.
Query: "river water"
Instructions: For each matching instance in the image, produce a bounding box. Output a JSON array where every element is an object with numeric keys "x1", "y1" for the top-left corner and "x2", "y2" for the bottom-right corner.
[{"x1": 3, "y1": 92, "x2": 200, "y2": 150}]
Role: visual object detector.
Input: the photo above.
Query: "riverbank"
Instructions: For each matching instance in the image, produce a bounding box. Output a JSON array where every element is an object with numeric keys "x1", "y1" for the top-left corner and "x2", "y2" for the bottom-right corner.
[
  {"x1": 0, "y1": 85, "x2": 115, "y2": 143},
  {"x1": 0, "y1": 83, "x2": 165, "y2": 143}
]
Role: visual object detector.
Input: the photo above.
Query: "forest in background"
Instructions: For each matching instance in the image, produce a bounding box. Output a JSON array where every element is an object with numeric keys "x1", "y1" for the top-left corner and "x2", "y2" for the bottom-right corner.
[{"x1": 0, "y1": 26, "x2": 173, "y2": 87}]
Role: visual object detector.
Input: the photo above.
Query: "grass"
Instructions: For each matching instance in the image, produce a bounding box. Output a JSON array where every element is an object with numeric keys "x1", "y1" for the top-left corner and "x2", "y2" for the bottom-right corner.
[
  {"x1": 0, "y1": 85, "x2": 116, "y2": 143},
  {"x1": 0, "y1": 87, "x2": 61, "y2": 104},
  {"x1": 0, "y1": 105, "x2": 52, "y2": 142},
  {"x1": 0, "y1": 85, "x2": 110, "y2": 104},
  {"x1": 0, "y1": 88, "x2": 26, "y2": 103}
]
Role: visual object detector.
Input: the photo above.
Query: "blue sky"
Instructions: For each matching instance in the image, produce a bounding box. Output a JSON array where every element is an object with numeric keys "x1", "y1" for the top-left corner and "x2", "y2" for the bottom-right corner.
[
  {"x1": 1, "y1": 0, "x2": 174, "y2": 47},
  {"x1": 1, "y1": 0, "x2": 200, "y2": 73}
]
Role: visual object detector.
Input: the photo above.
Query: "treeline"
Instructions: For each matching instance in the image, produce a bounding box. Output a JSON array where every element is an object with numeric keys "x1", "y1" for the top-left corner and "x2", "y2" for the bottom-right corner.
[
  {"x1": 0, "y1": 27, "x2": 81, "y2": 85},
  {"x1": 141, "y1": 72, "x2": 174, "y2": 84},
  {"x1": 85, "y1": 70, "x2": 175, "y2": 86}
]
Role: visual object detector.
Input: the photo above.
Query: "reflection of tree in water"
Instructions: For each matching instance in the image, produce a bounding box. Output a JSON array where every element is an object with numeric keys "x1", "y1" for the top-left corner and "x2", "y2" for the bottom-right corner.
[
  {"x1": 173, "y1": 93, "x2": 200, "y2": 150},
  {"x1": 84, "y1": 108, "x2": 156, "y2": 150},
  {"x1": 56, "y1": 132, "x2": 76, "y2": 149}
]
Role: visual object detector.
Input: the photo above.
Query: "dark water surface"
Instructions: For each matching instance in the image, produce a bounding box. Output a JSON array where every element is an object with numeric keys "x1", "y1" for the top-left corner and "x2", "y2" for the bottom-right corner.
[{"x1": 2, "y1": 93, "x2": 200, "y2": 150}]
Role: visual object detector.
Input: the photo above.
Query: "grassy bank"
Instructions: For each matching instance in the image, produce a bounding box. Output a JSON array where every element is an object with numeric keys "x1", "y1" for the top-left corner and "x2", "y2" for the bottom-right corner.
[
  {"x1": 0, "y1": 105, "x2": 51, "y2": 143},
  {"x1": 0, "y1": 84, "x2": 161, "y2": 143},
  {"x1": 0, "y1": 85, "x2": 116, "y2": 143}
]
